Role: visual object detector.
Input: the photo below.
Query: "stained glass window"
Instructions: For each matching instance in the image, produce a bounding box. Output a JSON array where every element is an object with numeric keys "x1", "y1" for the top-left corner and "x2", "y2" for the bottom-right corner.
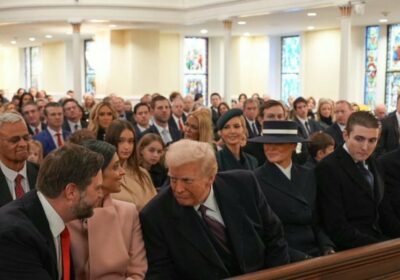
[
  {"x1": 24, "y1": 46, "x2": 41, "y2": 89},
  {"x1": 386, "y1": 24, "x2": 400, "y2": 111},
  {"x1": 85, "y1": 39, "x2": 96, "y2": 94},
  {"x1": 281, "y1": 36, "x2": 301, "y2": 105},
  {"x1": 183, "y1": 37, "x2": 208, "y2": 103},
  {"x1": 364, "y1": 26, "x2": 379, "y2": 107}
]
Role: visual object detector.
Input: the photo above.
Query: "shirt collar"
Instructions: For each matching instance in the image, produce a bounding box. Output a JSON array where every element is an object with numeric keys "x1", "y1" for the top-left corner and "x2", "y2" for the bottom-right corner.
[
  {"x1": 47, "y1": 126, "x2": 61, "y2": 136},
  {"x1": 396, "y1": 111, "x2": 400, "y2": 126},
  {"x1": 154, "y1": 122, "x2": 169, "y2": 132},
  {"x1": 67, "y1": 119, "x2": 80, "y2": 127},
  {"x1": 0, "y1": 160, "x2": 27, "y2": 181},
  {"x1": 194, "y1": 186, "x2": 216, "y2": 212},
  {"x1": 274, "y1": 162, "x2": 292, "y2": 180},
  {"x1": 37, "y1": 191, "x2": 65, "y2": 238},
  {"x1": 296, "y1": 116, "x2": 308, "y2": 125}
]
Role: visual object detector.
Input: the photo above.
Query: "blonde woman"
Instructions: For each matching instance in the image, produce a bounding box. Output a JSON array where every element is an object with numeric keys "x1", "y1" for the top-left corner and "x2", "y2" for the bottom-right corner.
[{"x1": 88, "y1": 101, "x2": 118, "y2": 141}]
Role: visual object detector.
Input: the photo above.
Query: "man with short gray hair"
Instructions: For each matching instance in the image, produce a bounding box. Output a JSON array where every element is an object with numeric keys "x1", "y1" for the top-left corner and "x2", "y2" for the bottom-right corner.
[
  {"x1": 0, "y1": 112, "x2": 39, "y2": 207},
  {"x1": 140, "y1": 139, "x2": 289, "y2": 280}
]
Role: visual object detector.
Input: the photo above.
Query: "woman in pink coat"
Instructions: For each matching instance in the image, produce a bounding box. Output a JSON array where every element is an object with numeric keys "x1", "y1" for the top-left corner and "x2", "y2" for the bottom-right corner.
[{"x1": 68, "y1": 140, "x2": 147, "y2": 280}]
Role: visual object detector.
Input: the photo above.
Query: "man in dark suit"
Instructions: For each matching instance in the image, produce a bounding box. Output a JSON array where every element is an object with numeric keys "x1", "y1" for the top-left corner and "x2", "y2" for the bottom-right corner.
[
  {"x1": 0, "y1": 143, "x2": 104, "y2": 279},
  {"x1": 325, "y1": 100, "x2": 353, "y2": 148},
  {"x1": 293, "y1": 97, "x2": 322, "y2": 139},
  {"x1": 210, "y1": 92, "x2": 221, "y2": 127},
  {"x1": 379, "y1": 147, "x2": 400, "y2": 219},
  {"x1": 132, "y1": 102, "x2": 152, "y2": 137},
  {"x1": 243, "y1": 99, "x2": 261, "y2": 138},
  {"x1": 168, "y1": 97, "x2": 186, "y2": 135},
  {"x1": 21, "y1": 102, "x2": 47, "y2": 136},
  {"x1": 112, "y1": 96, "x2": 133, "y2": 122},
  {"x1": 376, "y1": 95, "x2": 400, "y2": 156},
  {"x1": 139, "y1": 95, "x2": 181, "y2": 145},
  {"x1": 34, "y1": 102, "x2": 71, "y2": 156},
  {"x1": 140, "y1": 140, "x2": 289, "y2": 280},
  {"x1": 0, "y1": 112, "x2": 39, "y2": 207},
  {"x1": 62, "y1": 99, "x2": 88, "y2": 133},
  {"x1": 316, "y1": 111, "x2": 400, "y2": 251}
]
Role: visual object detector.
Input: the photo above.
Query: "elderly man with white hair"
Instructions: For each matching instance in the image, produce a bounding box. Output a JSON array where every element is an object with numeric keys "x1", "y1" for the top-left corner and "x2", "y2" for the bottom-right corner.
[
  {"x1": 140, "y1": 139, "x2": 289, "y2": 280},
  {"x1": 374, "y1": 104, "x2": 387, "y2": 120}
]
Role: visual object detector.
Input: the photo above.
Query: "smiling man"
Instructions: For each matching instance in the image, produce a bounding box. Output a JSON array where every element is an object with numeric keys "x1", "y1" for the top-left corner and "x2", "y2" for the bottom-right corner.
[
  {"x1": 140, "y1": 139, "x2": 289, "y2": 280},
  {"x1": 0, "y1": 112, "x2": 39, "y2": 207},
  {"x1": 316, "y1": 111, "x2": 400, "y2": 250}
]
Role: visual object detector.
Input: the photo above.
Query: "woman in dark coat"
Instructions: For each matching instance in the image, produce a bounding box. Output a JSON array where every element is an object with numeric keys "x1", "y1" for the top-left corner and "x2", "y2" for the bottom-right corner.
[
  {"x1": 216, "y1": 108, "x2": 257, "y2": 171},
  {"x1": 250, "y1": 120, "x2": 335, "y2": 262}
]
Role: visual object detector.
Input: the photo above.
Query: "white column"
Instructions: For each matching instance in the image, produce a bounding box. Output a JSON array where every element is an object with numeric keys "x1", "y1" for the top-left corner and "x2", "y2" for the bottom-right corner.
[
  {"x1": 338, "y1": 4, "x2": 352, "y2": 101},
  {"x1": 71, "y1": 22, "x2": 83, "y2": 102},
  {"x1": 223, "y1": 20, "x2": 232, "y2": 103}
]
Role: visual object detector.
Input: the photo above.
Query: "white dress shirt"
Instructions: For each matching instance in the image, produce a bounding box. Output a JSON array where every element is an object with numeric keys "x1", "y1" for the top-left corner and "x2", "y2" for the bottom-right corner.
[
  {"x1": 47, "y1": 127, "x2": 64, "y2": 148},
  {"x1": 194, "y1": 186, "x2": 225, "y2": 226},
  {"x1": 0, "y1": 160, "x2": 29, "y2": 199}
]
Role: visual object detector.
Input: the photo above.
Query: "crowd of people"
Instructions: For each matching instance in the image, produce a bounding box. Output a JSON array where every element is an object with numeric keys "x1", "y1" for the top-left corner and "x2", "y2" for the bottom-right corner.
[{"x1": 0, "y1": 87, "x2": 399, "y2": 279}]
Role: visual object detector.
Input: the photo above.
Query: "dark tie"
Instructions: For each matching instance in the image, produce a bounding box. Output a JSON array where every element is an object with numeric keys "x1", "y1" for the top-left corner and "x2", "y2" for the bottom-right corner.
[
  {"x1": 74, "y1": 124, "x2": 79, "y2": 131},
  {"x1": 56, "y1": 132, "x2": 63, "y2": 147},
  {"x1": 356, "y1": 162, "x2": 374, "y2": 191},
  {"x1": 198, "y1": 204, "x2": 230, "y2": 254},
  {"x1": 14, "y1": 174, "x2": 25, "y2": 199},
  {"x1": 252, "y1": 122, "x2": 258, "y2": 136},
  {"x1": 61, "y1": 227, "x2": 70, "y2": 280},
  {"x1": 304, "y1": 121, "x2": 311, "y2": 136},
  {"x1": 34, "y1": 127, "x2": 40, "y2": 135}
]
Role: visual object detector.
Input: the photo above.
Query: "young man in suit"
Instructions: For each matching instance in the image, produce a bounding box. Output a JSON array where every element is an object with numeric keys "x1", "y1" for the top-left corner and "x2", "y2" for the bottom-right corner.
[
  {"x1": 325, "y1": 100, "x2": 353, "y2": 148},
  {"x1": 62, "y1": 99, "x2": 88, "y2": 133},
  {"x1": 210, "y1": 92, "x2": 221, "y2": 127},
  {"x1": 243, "y1": 98, "x2": 261, "y2": 138},
  {"x1": 34, "y1": 102, "x2": 71, "y2": 156},
  {"x1": 140, "y1": 139, "x2": 289, "y2": 280},
  {"x1": 293, "y1": 97, "x2": 322, "y2": 139},
  {"x1": 0, "y1": 144, "x2": 104, "y2": 279},
  {"x1": 139, "y1": 95, "x2": 182, "y2": 145},
  {"x1": 0, "y1": 112, "x2": 39, "y2": 207},
  {"x1": 21, "y1": 102, "x2": 47, "y2": 136},
  {"x1": 316, "y1": 111, "x2": 400, "y2": 251},
  {"x1": 132, "y1": 102, "x2": 152, "y2": 137}
]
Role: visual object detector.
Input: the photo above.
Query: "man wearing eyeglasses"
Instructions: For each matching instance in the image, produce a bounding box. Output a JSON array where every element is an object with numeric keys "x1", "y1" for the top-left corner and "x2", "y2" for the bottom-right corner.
[
  {"x1": 140, "y1": 139, "x2": 289, "y2": 280},
  {"x1": 0, "y1": 112, "x2": 39, "y2": 207}
]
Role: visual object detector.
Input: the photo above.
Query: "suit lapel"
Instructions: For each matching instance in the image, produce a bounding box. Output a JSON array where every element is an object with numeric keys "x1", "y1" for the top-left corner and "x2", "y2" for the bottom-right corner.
[
  {"x1": 0, "y1": 169, "x2": 13, "y2": 206},
  {"x1": 260, "y1": 163, "x2": 308, "y2": 205},
  {"x1": 213, "y1": 176, "x2": 246, "y2": 271},
  {"x1": 337, "y1": 147, "x2": 374, "y2": 200},
  {"x1": 26, "y1": 162, "x2": 38, "y2": 190},
  {"x1": 171, "y1": 199, "x2": 228, "y2": 273},
  {"x1": 367, "y1": 159, "x2": 384, "y2": 203}
]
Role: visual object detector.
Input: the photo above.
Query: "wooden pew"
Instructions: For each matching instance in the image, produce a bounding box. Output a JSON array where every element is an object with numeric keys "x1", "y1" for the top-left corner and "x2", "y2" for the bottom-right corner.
[{"x1": 229, "y1": 239, "x2": 400, "y2": 280}]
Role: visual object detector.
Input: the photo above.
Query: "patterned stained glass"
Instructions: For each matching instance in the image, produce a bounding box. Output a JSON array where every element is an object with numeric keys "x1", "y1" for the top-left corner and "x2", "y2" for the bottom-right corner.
[
  {"x1": 183, "y1": 37, "x2": 208, "y2": 102},
  {"x1": 85, "y1": 40, "x2": 96, "y2": 94},
  {"x1": 281, "y1": 36, "x2": 301, "y2": 104},
  {"x1": 386, "y1": 24, "x2": 400, "y2": 111},
  {"x1": 364, "y1": 26, "x2": 379, "y2": 107}
]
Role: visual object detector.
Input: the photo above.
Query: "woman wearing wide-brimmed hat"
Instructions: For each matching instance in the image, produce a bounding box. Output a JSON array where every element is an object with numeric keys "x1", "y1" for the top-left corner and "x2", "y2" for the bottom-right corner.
[
  {"x1": 249, "y1": 120, "x2": 335, "y2": 262},
  {"x1": 216, "y1": 108, "x2": 258, "y2": 171}
]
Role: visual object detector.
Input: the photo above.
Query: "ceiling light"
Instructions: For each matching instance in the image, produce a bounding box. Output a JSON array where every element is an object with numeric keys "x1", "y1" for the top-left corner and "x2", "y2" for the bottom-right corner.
[
  {"x1": 109, "y1": 24, "x2": 117, "y2": 28},
  {"x1": 29, "y1": 37, "x2": 36, "y2": 42},
  {"x1": 244, "y1": 32, "x2": 250, "y2": 36},
  {"x1": 307, "y1": 12, "x2": 317, "y2": 17},
  {"x1": 11, "y1": 40, "x2": 16, "y2": 45},
  {"x1": 45, "y1": 35, "x2": 53, "y2": 39},
  {"x1": 307, "y1": 26, "x2": 315, "y2": 30},
  {"x1": 238, "y1": 21, "x2": 246, "y2": 25},
  {"x1": 379, "y1": 18, "x2": 388, "y2": 23},
  {"x1": 200, "y1": 29, "x2": 208, "y2": 34},
  {"x1": 88, "y1": 19, "x2": 110, "y2": 23}
]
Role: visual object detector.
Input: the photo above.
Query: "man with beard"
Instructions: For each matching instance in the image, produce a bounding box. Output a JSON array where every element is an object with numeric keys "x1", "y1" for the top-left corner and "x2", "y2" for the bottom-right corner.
[
  {"x1": 0, "y1": 112, "x2": 39, "y2": 207},
  {"x1": 0, "y1": 143, "x2": 104, "y2": 279}
]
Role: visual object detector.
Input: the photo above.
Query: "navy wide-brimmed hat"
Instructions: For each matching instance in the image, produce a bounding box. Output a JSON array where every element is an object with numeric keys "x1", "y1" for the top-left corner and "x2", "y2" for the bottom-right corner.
[
  {"x1": 248, "y1": 121, "x2": 308, "y2": 143},
  {"x1": 216, "y1": 108, "x2": 243, "y2": 130}
]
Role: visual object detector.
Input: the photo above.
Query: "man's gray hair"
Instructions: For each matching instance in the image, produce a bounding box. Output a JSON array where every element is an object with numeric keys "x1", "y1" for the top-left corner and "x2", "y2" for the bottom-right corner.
[
  {"x1": 0, "y1": 112, "x2": 26, "y2": 128},
  {"x1": 165, "y1": 139, "x2": 217, "y2": 177}
]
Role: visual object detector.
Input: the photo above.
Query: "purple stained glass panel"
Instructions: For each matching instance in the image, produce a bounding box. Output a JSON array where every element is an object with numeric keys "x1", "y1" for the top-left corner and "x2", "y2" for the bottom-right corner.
[{"x1": 364, "y1": 26, "x2": 379, "y2": 107}]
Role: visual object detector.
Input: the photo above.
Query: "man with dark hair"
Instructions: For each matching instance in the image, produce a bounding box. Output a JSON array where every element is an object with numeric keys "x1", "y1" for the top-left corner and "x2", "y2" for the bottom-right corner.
[
  {"x1": 0, "y1": 144, "x2": 104, "y2": 279},
  {"x1": 293, "y1": 97, "x2": 322, "y2": 139},
  {"x1": 325, "y1": 100, "x2": 353, "y2": 148},
  {"x1": 140, "y1": 95, "x2": 181, "y2": 145},
  {"x1": 376, "y1": 95, "x2": 400, "y2": 156},
  {"x1": 133, "y1": 102, "x2": 151, "y2": 136},
  {"x1": 0, "y1": 112, "x2": 39, "y2": 207},
  {"x1": 21, "y1": 101, "x2": 47, "y2": 135},
  {"x1": 243, "y1": 99, "x2": 261, "y2": 138},
  {"x1": 62, "y1": 98, "x2": 88, "y2": 133},
  {"x1": 316, "y1": 111, "x2": 400, "y2": 250},
  {"x1": 304, "y1": 132, "x2": 335, "y2": 169},
  {"x1": 210, "y1": 92, "x2": 221, "y2": 127},
  {"x1": 34, "y1": 102, "x2": 71, "y2": 156}
]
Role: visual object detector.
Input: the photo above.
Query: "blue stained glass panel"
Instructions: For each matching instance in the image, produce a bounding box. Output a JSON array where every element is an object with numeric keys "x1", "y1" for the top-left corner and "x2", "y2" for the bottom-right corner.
[
  {"x1": 281, "y1": 74, "x2": 300, "y2": 106},
  {"x1": 387, "y1": 24, "x2": 400, "y2": 72},
  {"x1": 386, "y1": 73, "x2": 400, "y2": 112},
  {"x1": 281, "y1": 36, "x2": 300, "y2": 73},
  {"x1": 364, "y1": 26, "x2": 379, "y2": 107}
]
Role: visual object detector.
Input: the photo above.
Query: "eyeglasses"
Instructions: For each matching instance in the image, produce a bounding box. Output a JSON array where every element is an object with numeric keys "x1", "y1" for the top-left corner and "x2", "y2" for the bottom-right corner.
[{"x1": 0, "y1": 134, "x2": 31, "y2": 144}]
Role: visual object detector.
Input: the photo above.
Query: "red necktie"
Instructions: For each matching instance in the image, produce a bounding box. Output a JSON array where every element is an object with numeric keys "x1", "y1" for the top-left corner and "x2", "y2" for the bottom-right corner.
[
  {"x1": 35, "y1": 127, "x2": 40, "y2": 135},
  {"x1": 178, "y1": 119, "x2": 184, "y2": 131},
  {"x1": 56, "y1": 132, "x2": 63, "y2": 147},
  {"x1": 14, "y1": 174, "x2": 25, "y2": 199},
  {"x1": 61, "y1": 227, "x2": 70, "y2": 280}
]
